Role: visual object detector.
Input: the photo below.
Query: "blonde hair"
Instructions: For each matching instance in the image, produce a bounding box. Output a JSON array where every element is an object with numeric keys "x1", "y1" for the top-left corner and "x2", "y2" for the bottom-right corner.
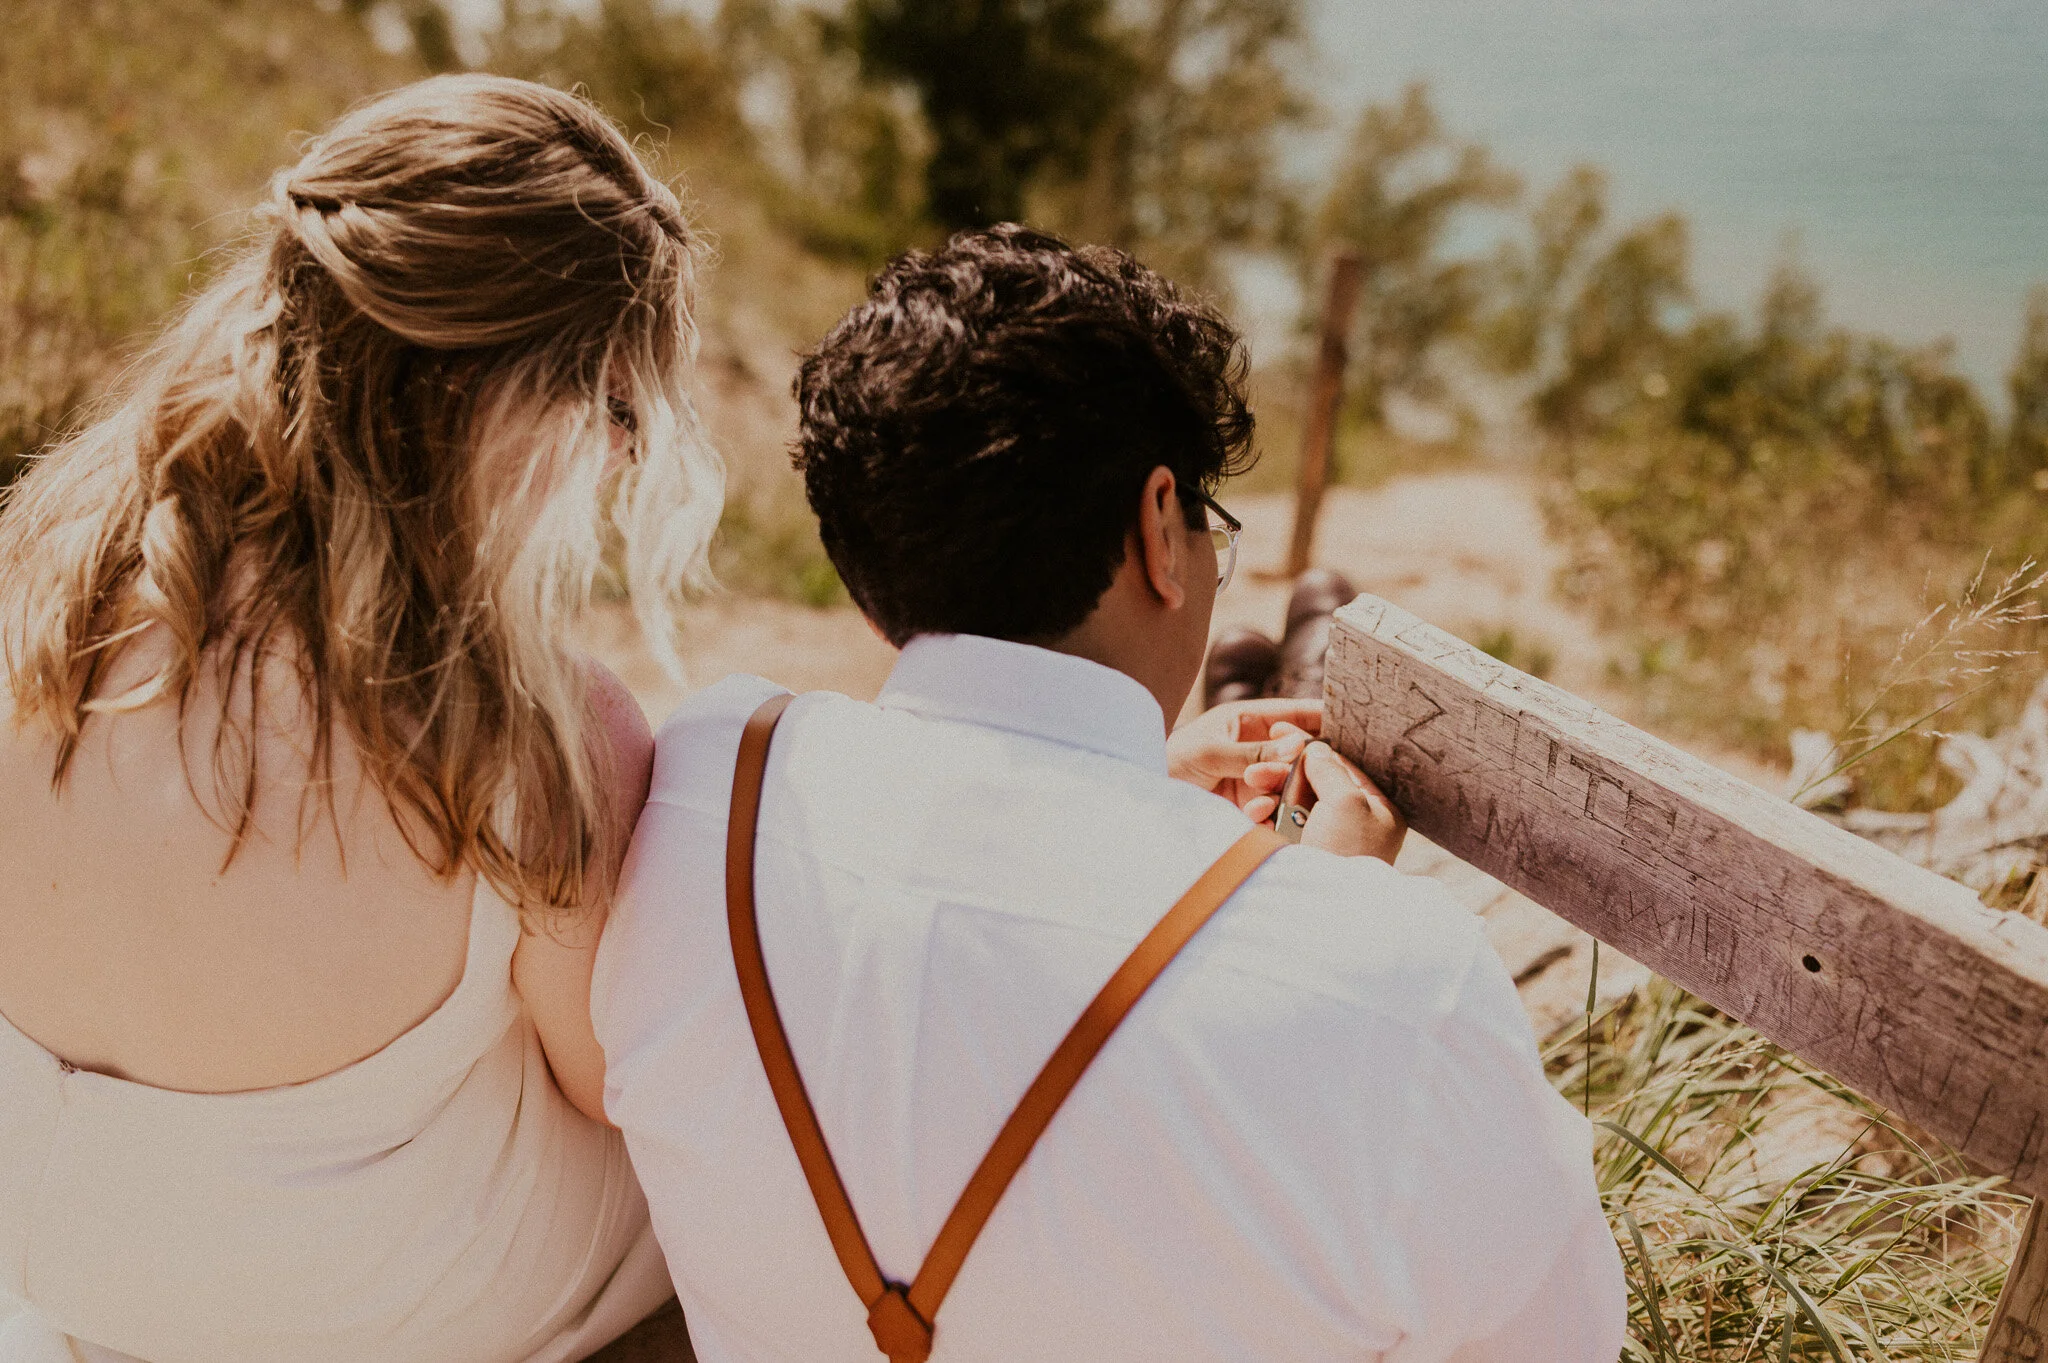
[{"x1": 0, "y1": 74, "x2": 722, "y2": 916}]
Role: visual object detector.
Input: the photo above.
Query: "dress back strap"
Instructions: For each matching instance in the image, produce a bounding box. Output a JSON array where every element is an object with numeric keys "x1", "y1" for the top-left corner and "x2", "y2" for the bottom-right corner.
[{"x1": 726, "y1": 692, "x2": 1288, "y2": 1362}]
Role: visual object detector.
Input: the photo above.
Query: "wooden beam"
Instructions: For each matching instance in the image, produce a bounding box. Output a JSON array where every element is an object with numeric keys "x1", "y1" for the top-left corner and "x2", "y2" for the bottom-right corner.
[
  {"x1": 1281, "y1": 252, "x2": 1364, "y2": 580},
  {"x1": 1322, "y1": 595, "x2": 2048, "y2": 1199}
]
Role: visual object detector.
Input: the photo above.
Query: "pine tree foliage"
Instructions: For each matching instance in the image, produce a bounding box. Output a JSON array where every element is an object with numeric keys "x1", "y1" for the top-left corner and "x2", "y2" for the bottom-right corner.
[
  {"x1": 846, "y1": 0, "x2": 1130, "y2": 229},
  {"x1": 1062, "y1": 0, "x2": 1316, "y2": 293}
]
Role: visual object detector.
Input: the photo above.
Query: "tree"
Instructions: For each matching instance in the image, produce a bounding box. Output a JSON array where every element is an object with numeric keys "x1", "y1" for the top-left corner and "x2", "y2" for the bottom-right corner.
[
  {"x1": 490, "y1": 0, "x2": 746, "y2": 152},
  {"x1": 493, "y1": 0, "x2": 928, "y2": 262},
  {"x1": 1062, "y1": 0, "x2": 1314, "y2": 291},
  {"x1": 718, "y1": 0, "x2": 930, "y2": 262},
  {"x1": 1, "y1": 0, "x2": 412, "y2": 482},
  {"x1": 401, "y1": 1, "x2": 462, "y2": 72},
  {"x1": 1311, "y1": 84, "x2": 1520, "y2": 428},
  {"x1": 847, "y1": 0, "x2": 1130, "y2": 230},
  {"x1": 1530, "y1": 210, "x2": 1690, "y2": 438},
  {"x1": 2009, "y1": 285, "x2": 2048, "y2": 484},
  {"x1": 1666, "y1": 259, "x2": 1837, "y2": 457},
  {"x1": 1480, "y1": 164, "x2": 1608, "y2": 377},
  {"x1": 1478, "y1": 164, "x2": 1702, "y2": 441}
]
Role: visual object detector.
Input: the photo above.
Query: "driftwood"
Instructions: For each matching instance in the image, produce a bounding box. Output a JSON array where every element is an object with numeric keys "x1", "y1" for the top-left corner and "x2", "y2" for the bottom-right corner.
[
  {"x1": 1788, "y1": 675, "x2": 2048, "y2": 894},
  {"x1": 1321, "y1": 593, "x2": 2048, "y2": 1357}
]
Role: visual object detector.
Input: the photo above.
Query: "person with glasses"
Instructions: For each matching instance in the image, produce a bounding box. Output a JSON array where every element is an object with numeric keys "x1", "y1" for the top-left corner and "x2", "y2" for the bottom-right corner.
[
  {"x1": 1193, "y1": 488, "x2": 1244, "y2": 590},
  {"x1": 592, "y1": 225, "x2": 1625, "y2": 1362}
]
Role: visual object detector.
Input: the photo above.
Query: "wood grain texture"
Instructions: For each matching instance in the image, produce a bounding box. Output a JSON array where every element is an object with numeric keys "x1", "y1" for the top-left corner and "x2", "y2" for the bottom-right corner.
[
  {"x1": 1323, "y1": 595, "x2": 2048, "y2": 1198},
  {"x1": 1984, "y1": 1202, "x2": 2048, "y2": 1361}
]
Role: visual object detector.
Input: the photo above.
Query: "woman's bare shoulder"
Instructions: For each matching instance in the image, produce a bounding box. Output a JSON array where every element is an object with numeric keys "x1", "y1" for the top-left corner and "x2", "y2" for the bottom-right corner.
[{"x1": 582, "y1": 658, "x2": 654, "y2": 829}]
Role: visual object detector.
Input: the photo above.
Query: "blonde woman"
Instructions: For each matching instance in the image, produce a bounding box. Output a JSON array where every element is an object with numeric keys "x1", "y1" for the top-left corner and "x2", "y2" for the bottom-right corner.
[{"x1": 0, "y1": 76, "x2": 719, "y2": 1361}]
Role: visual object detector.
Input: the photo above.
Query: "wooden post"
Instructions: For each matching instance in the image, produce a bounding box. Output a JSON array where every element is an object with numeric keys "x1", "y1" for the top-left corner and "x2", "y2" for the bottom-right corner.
[
  {"x1": 1282, "y1": 252, "x2": 1364, "y2": 580},
  {"x1": 1985, "y1": 1204, "x2": 2048, "y2": 1361},
  {"x1": 1319, "y1": 593, "x2": 2048, "y2": 1355}
]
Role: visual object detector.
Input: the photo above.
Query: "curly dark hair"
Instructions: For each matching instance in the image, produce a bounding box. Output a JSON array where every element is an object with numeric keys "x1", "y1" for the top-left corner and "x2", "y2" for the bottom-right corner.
[{"x1": 793, "y1": 225, "x2": 1256, "y2": 647}]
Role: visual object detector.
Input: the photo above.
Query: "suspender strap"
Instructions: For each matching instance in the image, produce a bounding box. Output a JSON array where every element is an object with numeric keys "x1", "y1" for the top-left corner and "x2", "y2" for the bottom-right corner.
[
  {"x1": 727, "y1": 693, "x2": 1287, "y2": 1362},
  {"x1": 727, "y1": 691, "x2": 887, "y2": 1308}
]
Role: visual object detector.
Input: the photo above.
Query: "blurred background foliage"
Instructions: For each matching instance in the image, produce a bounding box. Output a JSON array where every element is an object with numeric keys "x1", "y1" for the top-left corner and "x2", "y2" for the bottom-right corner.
[
  {"x1": 7, "y1": 1, "x2": 2048, "y2": 1352},
  {"x1": 6, "y1": 0, "x2": 2045, "y2": 787},
  {"x1": 0, "y1": 0, "x2": 411, "y2": 485}
]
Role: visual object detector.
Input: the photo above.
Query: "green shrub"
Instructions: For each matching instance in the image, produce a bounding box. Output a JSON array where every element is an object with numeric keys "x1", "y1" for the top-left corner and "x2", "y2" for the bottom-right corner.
[
  {"x1": 1508, "y1": 197, "x2": 2048, "y2": 799},
  {"x1": 1461, "y1": 622, "x2": 1556, "y2": 679}
]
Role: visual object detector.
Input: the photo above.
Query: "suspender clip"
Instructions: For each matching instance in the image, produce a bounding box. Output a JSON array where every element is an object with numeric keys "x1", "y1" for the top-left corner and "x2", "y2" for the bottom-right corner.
[{"x1": 866, "y1": 1283, "x2": 933, "y2": 1363}]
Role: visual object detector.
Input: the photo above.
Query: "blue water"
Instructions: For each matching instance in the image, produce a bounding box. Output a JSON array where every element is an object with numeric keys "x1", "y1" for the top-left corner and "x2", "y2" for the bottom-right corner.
[
  {"x1": 453, "y1": 0, "x2": 2045, "y2": 391},
  {"x1": 1297, "y1": 0, "x2": 2048, "y2": 396}
]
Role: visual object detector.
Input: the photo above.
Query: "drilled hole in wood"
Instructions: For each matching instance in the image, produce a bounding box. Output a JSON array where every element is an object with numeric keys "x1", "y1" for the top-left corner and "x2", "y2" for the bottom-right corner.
[{"x1": 1802, "y1": 954, "x2": 1823, "y2": 973}]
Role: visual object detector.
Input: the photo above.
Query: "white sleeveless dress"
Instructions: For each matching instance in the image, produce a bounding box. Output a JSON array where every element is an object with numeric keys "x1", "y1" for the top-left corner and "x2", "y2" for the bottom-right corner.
[{"x1": 0, "y1": 878, "x2": 673, "y2": 1363}]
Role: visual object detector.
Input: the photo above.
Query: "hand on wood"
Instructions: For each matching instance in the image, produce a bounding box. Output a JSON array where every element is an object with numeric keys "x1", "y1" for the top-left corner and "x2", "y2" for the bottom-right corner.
[{"x1": 1296, "y1": 741, "x2": 1407, "y2": 864}]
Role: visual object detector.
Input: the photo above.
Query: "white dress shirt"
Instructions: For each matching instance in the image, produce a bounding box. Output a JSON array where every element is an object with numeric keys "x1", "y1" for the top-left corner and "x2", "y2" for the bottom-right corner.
[{"x1": 594, "y1": 634, "x2": 1626, "y2": 1363}]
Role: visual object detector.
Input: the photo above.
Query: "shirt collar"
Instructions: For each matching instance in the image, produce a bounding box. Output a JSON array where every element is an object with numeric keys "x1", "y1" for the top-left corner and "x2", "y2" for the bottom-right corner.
[{"x1": 878, "y1": 634, "x2": 1169, "y2": 773}]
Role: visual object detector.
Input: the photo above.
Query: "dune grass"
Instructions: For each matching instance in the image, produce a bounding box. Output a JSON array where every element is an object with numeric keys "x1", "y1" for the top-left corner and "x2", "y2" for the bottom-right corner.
[{"x1": 1556, "y1": 977, "x2": 2022, "y2": 1360}]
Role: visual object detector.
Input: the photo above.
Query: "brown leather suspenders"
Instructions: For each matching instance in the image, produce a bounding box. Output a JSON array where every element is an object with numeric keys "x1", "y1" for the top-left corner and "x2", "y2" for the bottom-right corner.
[{"x1": 726, "y1": 692, "x2": 1288, "y2": 1362}]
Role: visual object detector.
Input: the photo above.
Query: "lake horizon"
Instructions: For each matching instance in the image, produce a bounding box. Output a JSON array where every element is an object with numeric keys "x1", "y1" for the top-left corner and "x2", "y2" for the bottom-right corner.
[{"x1": 1284, "y1": 0, "x2": 2047, "y2": 399}]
